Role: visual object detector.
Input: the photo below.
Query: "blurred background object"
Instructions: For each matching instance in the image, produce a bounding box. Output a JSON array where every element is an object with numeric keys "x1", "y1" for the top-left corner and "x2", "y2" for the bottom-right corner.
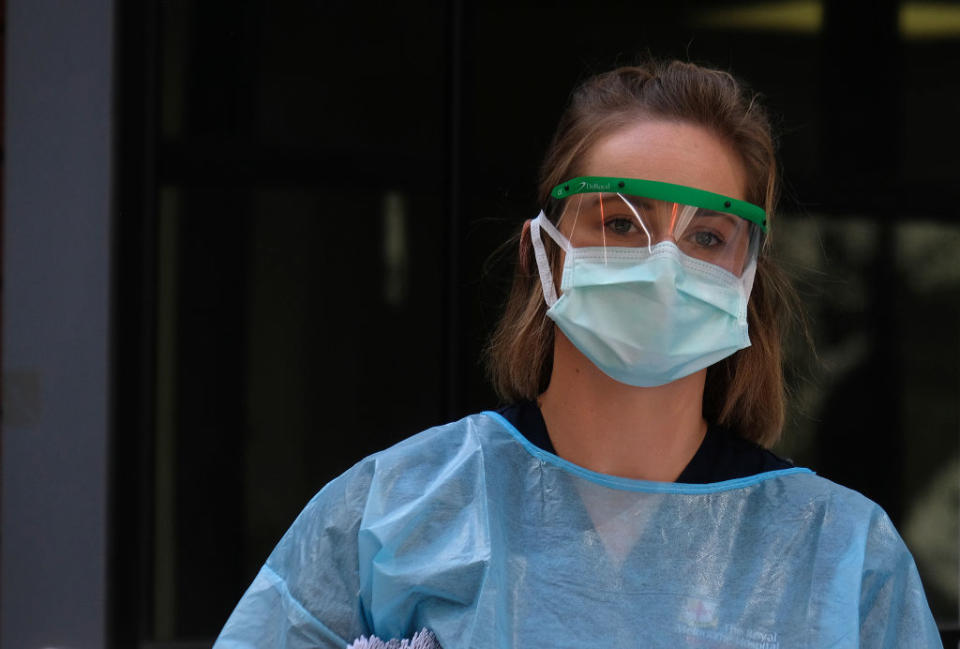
[{"x1": 2, "y1": 0, "x2": 959, "y2": 647}]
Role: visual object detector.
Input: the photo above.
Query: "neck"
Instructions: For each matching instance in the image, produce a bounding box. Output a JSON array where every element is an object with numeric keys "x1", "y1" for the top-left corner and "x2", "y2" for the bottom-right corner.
[{"x1": 538, "y1": 330, "x2": 708, "y2": 482}]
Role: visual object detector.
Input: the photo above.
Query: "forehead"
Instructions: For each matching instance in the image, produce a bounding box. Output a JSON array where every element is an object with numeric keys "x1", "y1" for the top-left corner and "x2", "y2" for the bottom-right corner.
[{"x1": 580, "y1": 120, "x2": 748, "y2": 201}]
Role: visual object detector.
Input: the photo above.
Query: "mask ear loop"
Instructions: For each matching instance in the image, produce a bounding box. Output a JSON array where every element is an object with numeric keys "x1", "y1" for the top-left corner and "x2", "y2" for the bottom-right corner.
[{"x1": 530, "y1": 211, "x2": 570, "y2": 308}]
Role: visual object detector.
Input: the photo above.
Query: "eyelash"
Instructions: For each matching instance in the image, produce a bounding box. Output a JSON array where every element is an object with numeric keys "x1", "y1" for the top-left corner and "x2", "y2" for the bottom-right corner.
[
  {"x1": 688, "y1": 230, "x2": 724, "y2": 247},
  {"x1": 602, "y1": 217, "x2": 638, "y2": 234}
]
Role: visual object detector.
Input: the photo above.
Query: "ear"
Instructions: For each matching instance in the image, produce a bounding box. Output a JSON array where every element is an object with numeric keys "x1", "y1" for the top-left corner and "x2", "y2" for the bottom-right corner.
[{"x1": 519, "y1": 219, "x2": 532, "y2": 274}]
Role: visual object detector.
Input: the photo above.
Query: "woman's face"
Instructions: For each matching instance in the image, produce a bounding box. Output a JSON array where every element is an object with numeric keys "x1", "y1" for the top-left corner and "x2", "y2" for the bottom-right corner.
[{"x1": 560, "y1": 119, "x2": 752, "y2": 274}]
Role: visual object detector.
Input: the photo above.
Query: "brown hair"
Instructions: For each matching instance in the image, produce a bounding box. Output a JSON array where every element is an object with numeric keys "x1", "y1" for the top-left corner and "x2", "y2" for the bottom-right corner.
[{"x1": 485, "y1": 60, "x2": 796, "y2": 448}]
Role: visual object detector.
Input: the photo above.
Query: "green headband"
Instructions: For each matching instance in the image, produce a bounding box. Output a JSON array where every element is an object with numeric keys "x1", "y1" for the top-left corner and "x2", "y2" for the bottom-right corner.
[{"x1": 551, "y1": 176, "x2": 768, "y2": 233}]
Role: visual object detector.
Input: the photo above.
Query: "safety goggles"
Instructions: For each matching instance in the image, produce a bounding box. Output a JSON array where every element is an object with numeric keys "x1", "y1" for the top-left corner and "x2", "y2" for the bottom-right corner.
[{"x1": 547, "y1": 176, "x2": 767, "y2": 277}]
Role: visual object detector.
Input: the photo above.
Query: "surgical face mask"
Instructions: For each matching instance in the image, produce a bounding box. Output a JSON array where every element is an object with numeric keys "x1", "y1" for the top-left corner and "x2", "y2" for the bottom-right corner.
[{"x1": 530, "y1": 176, "x2": 766, "y2": 387}]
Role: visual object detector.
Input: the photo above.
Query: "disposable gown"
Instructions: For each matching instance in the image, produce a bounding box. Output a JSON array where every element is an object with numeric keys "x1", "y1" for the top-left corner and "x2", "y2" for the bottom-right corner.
[{"x1": 214, "y1": 412, "x2": 942, "y2": 649}]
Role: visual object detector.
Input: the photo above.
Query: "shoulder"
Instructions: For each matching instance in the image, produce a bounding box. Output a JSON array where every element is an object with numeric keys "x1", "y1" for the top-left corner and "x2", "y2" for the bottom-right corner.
[
  {"x1": 356, "y1": 412, "x2": 519, "y2": 513},
  {"x1": 268, "y1": 412, "x2": 520, "y2": 539},
  {"x1": 257, "y1": 413, "x2": 516, "y2": 634},
  {"x1": 762, "y1": 472, "x2": 921, "y2": 572},
  {"x1": 754, "y1": 473, "x2": 940, "y2": 643},
  {"x1": 735, "y1": 470, "x2": 898, "y2": 559},
  {"x1": 765, "y1": 470, "x2": 886, "y2": 519},
  {"x1": 796, "y1": 480, "x2": 944, "y2": 645},
  {"x1": 364, "y1": 411, "x2": 514, "y2": 474},
  {"x1": 750, "y1": 473, "x2": 924, "y2": 598},
  {"x1": 274, "y1": 413, "x2": 511, "y2": 541}
]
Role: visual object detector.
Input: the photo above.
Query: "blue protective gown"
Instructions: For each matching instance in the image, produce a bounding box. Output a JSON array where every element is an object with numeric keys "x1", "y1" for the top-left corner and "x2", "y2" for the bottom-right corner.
[{"x1": 214, "y1": 412, "x2": 942, "y2": 648}]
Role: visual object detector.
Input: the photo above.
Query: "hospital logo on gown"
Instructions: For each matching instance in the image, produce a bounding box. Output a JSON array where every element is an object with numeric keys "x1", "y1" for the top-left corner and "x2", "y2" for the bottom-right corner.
[
  {"x1": 680, "y1": 594, "x2": 719, "y2": 628},
  {"x1": 677, "y1": 594, "x2": 780, "y2": 649}
]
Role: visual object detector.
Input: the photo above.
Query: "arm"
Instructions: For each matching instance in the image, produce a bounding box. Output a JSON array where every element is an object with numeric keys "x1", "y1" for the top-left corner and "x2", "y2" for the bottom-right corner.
[
  {"x1": 858, "y1": 508, "x2": 942, "y2": 649},
  {"x1": 214, "y1": 461, "x2": 375, "y2": 649}
]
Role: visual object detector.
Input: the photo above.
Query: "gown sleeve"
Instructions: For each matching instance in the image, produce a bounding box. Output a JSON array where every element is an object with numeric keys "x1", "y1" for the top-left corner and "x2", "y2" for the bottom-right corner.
[
  {"x1": 858, "y1": 507, "x2": 943, "y2": 648},
  {"x1": 213, "y1": 460, "x2": 375, "y2": 649}
]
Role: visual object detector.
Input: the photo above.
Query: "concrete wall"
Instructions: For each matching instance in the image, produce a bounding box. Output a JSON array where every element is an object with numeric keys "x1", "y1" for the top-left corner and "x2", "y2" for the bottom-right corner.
[{"x1": 1, "y1": 0, "x2": 114, "y2": 647}]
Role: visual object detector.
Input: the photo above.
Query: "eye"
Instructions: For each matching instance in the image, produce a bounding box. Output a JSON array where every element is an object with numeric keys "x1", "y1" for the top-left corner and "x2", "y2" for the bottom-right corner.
[
  {"x1": 604, "y1": 217, "x2": 637, "y2": 235},
  {"x1": 689, "y1": 230, "x2": 723, "y2": 248}
]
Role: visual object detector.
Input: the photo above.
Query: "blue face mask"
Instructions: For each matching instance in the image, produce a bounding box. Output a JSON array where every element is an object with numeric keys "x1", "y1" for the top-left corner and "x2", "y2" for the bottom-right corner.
[{"x1": 530, "y1": 211, "x2": 754, "y2": 387}]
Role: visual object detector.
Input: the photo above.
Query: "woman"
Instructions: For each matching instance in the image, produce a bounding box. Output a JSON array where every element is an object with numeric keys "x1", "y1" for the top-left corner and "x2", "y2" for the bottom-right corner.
[{"x1": 215, "y1": 61, "x2": 941, "y2": 648}]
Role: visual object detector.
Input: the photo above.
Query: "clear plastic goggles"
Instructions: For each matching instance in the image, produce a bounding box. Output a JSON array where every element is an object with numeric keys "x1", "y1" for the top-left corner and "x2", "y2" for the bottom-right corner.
[{"x1": 548, "y1": 176, "x2": 767, "y2": 277}]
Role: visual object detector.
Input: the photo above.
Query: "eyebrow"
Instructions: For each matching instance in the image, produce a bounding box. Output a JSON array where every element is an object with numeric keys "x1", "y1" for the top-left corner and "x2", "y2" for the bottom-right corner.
[
  {"x1": 693, "y1": 210, "x2": 742, "y2": 228},
  {"x1": 587, "y1": 194, "x2": 652, "y2": 209}
]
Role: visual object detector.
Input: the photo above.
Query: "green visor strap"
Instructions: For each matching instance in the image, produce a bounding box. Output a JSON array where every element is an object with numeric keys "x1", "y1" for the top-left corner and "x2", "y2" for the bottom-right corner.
[{"x1": 551, "y1": 176, "x2": 768, "y2": 233}]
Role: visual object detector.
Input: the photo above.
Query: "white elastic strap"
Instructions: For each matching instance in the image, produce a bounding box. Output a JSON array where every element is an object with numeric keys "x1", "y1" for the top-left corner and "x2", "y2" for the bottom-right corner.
[
  {"x1": 535, "y1": 211, "x2": 571, "y2": 252},
  {"x1": 530, "y1": 211, "x2": 568, "y2": 307},
  {"x1": 616, "y1": 192, "x2": 653, "y2": 253}
]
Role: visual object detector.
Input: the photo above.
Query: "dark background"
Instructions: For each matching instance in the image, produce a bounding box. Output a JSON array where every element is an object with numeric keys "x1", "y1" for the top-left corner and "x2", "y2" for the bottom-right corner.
[{"x1": 107, "y1": 1, "x2": 960, "y2": 645}]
